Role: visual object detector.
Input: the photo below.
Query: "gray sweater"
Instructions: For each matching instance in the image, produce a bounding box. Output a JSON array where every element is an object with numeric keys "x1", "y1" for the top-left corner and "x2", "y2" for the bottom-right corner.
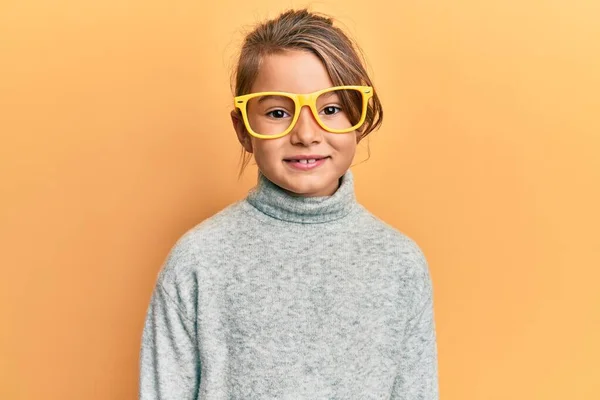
[{"x1": 139, "y1": 169, "x2": 439, "y2": 399}]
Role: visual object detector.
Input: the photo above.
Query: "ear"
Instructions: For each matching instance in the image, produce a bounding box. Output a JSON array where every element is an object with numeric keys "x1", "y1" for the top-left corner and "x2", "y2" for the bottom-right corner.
[
  {"x1": 231, "y1": 110, "x2": 253, "y2": 153},
  {"x1": 355, "y1": 130, "x2": 364, "y2": 144}
]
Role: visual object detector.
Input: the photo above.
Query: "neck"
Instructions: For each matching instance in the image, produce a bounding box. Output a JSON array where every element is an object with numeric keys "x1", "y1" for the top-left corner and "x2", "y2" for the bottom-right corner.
[{"x1": 245, "y1": 170, "x2": 358, "y2": 224}]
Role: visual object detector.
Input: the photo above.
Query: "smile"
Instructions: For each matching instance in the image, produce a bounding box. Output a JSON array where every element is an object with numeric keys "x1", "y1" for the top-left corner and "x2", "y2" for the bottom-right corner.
[{"x1": 284, "y1": 157, "x2": 329, "y2": 171}]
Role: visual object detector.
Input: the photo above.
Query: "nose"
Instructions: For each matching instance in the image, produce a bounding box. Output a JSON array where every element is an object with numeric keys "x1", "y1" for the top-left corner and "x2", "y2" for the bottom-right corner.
[{"x1": 289, "y1": 106, "x2": 323, "y2": 145}]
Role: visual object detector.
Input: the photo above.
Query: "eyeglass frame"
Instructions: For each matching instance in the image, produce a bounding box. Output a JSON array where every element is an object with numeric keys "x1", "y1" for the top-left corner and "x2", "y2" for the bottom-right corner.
[{"x1": 233, "y1": 85, "x2": 373, "y2": 140}]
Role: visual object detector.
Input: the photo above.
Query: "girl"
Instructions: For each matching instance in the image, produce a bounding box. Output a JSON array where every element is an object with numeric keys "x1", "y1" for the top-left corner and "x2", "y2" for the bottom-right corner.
[{"x1": 139, "y1": 8, "x2": 438, "y2": 399}]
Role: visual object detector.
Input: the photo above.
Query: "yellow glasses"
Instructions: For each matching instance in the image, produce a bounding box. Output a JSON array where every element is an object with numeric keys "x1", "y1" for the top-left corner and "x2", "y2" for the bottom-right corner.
[{"x1": 233, "y1": 85, "x2": 373, "y2": 139}]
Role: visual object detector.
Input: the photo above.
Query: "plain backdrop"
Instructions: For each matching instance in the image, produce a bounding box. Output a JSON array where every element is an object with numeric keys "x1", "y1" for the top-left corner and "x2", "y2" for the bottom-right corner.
[{"x1": 1, "y1": 0, "x2": 599, "y2": 399}]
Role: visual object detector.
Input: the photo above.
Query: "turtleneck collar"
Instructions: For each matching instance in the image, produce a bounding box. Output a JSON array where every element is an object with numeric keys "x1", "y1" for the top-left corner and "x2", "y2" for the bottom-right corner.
[{"x1": 245, "y1": 169, "x2": 358, "y2": 224}]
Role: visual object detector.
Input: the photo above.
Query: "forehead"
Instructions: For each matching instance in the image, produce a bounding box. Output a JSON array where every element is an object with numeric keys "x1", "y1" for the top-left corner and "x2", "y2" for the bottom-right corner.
[{"x1": 250, "y1": 50, "x2": 334, "y2": 94}]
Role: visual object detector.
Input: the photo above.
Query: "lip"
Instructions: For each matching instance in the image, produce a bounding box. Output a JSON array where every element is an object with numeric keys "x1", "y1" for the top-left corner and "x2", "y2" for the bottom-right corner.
[
  {"x1": 283, "y1": 154, "x2": 329, "y2": 161},
  {"x1": 284, "y1": 157, "x2": 329, "y2": 171}
]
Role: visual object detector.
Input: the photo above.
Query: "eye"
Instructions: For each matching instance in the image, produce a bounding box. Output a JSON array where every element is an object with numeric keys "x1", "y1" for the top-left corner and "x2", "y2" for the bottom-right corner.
[
  {"x1": 266, "y1": 109, "x2": 291, "y2": 119},
  {"x1": 321, "y1": 106, "x2": 342, "y2": 116}
]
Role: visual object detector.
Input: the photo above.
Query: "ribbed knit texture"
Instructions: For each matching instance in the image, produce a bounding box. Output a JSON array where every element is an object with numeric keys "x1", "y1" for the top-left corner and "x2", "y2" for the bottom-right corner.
[{"x1": 139, "y1": 169, "x2": 439, "y2": 399}]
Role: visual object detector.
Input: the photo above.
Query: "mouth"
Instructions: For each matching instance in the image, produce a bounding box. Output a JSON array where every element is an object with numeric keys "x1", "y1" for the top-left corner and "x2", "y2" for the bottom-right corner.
[
  {"x1": 283, "y1": 156, "x2": 330, "y2": 164},
  {"x1": 283, "y1": 156, "x2": 330, "y2": 171}
]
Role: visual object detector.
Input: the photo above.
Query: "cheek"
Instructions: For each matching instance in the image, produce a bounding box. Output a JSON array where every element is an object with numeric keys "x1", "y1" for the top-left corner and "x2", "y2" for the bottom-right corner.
[
  {"x1": 330, "y1": 134, "x2": 358, "y2": 156},
  {"x1": 251, "y1": 139, "x2": 283, "y2": 164}
]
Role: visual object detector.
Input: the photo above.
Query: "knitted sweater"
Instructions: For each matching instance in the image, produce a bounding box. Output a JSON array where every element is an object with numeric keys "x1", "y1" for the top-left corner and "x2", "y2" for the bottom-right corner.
[{"x1": 139, "y1": 169, "x2": 439, "y2": 399}]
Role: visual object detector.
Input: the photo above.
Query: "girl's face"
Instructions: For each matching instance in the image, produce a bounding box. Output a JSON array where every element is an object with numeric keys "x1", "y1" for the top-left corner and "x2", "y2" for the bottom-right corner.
[{"x1": 231, "y1": 50, "x2": 360, "y2": 197}]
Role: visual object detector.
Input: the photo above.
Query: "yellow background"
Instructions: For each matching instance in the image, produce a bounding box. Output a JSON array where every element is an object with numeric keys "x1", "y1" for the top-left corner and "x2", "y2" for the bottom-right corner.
[{"x1": 1, "y1": 0, "x2": 599, "y2": 399}]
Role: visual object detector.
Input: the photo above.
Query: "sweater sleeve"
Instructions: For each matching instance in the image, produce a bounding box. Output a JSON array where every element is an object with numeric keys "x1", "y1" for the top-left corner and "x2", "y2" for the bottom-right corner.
[
  {"x1": 139, "y1": 280, "x2": 200, "y2": 400},
  {"x1": 391, "y1": 256, "x2": 439, "y2": 399}
]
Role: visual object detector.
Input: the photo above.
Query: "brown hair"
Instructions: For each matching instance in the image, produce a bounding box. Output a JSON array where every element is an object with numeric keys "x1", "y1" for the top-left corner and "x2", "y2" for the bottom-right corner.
[{"x1": 231, "y1": 8, "x2": 384, "y2": 178}]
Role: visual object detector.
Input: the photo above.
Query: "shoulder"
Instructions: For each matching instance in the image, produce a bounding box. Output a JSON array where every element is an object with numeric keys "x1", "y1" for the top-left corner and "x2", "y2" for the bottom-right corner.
[
  {"x1": 154, "y1": 200, "x2": 248, "y2": 289},
  {"x1": 356, "y1": 205, "x2": 430, "y2": 278},
  {"x1": 357, "y1": 207, "x2": 434, "y2": 301}
]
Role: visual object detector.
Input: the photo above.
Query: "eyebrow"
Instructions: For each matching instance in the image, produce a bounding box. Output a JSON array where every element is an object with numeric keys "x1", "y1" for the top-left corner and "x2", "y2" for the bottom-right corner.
[
  {"x1": 319, "y1": 91, "x2": 337, "y2": 99},
  {"x1": 256, "y1": 92, "x2": 340, "y2": 103},
  {"x1": 257, "y1": 95, "x2": 293, "y2": 103}
]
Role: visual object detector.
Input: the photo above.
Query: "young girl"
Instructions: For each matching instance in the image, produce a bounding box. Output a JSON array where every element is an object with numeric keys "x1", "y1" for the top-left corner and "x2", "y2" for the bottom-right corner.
[{"x1": 139, "y1": 8, "x2": 438, "y2": 399}]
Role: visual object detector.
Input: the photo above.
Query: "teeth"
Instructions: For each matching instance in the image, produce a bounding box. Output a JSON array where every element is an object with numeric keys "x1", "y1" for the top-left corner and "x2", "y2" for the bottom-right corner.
[{"x1": 290, "y1": 158, "x2": 319, "y2": 164}]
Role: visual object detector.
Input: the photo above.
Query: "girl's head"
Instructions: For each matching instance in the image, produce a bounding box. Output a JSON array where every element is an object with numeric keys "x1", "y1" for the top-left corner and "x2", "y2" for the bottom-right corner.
[{"x1": 230, "y1": 9, "x2": 383, "y2": 197}]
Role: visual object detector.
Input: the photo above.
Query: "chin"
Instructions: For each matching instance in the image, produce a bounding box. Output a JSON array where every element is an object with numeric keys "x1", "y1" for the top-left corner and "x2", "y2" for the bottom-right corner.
[{"x1": 260, "y1": 162, "x2": 340, "y2": 196}]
